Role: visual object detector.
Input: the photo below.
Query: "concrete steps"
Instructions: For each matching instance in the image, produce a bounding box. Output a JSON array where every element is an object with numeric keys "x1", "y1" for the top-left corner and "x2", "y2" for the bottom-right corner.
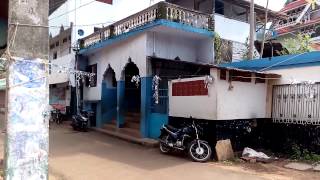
[
  {"x1": 119, "y1": 127, "x2": 141, "y2": 138},
  {"x1": 92, "y1": 127, "x2": 159, "y2": 147},
  {"x1": 124, "y1": 121, "x2": 140, "y2": 129},
  {"x1": 102, "y1": 112, "x2": 142, "y2": 138},
  {"x1": 104, "y1": 123, "x2": 117, "y2": 132}
]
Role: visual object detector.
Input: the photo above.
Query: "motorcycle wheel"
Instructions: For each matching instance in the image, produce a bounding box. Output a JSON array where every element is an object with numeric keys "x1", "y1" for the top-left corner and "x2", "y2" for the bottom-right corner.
[
  {"x1": 159, "y1": 142, "x2": 170, "y2": 153},
  {"x1": 159, "y1": 135, "x2": 170, "y2": 153},
  {"x1": 188, "y1": 140, "x2": 212, "y2": 162}
]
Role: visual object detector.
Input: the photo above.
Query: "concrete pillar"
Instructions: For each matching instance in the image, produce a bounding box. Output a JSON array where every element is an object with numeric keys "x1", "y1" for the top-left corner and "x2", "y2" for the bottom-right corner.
[
  {"x1": 140, "y1": 77, "x2": 152, "y2": 138},
  {"x1": 96, "y1": 102, "x2": 103, "y2": 128},
  {"x1": 117, "y1": 80, "x2": 125, "y2": 128},
  {"x1": 6, "y1": 0, "x2": 49, "y2": 179}
]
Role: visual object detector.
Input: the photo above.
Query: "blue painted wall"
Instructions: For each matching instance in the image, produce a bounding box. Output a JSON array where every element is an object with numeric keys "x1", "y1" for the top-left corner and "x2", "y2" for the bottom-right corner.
[
  {"x1": 149, "y1": 113, "x2": 168, "y2": 139},
  {"x1": 117, "y1": 81, "x2": 125, "y2": 128},
  {"x1": 140, "y1": 77, "x2": 152, "y2": 137},
  {"x1": 101, "y1": 82, "x2": 117, "y2": 124},
  {"x1": 141, "y1": 77, "x2": 169, "y2": 139}
]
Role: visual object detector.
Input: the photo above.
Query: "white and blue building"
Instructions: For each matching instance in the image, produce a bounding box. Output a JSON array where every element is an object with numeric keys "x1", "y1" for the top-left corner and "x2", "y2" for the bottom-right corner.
[{"x1": 77, "y1": 0, "x2": 272, "y2": 139}]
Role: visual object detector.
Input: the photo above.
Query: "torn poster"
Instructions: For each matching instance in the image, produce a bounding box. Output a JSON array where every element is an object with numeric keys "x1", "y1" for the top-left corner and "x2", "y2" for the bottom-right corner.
[{"x1": 6, "y1": 59, "x2": 49, "y2": 180}]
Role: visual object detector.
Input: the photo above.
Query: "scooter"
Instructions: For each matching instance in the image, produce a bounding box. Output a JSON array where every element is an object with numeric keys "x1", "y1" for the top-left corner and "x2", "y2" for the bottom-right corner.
[{"x1": 71, "y1": 111, "x2": 89, "y2": 132}]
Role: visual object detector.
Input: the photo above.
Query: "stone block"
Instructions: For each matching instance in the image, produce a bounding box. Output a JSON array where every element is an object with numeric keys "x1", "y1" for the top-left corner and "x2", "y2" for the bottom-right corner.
[
  {"x1": 284, "y1": 162, "x2": 313, "y2": 171},
  {"x1": 215, "y1": 139, "x2": 234, "y2": 161}
]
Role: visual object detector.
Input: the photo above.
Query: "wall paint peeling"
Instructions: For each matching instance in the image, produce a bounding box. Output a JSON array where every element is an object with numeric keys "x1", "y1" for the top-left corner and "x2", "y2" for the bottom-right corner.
[{"x1": 6, "y1": 59, "x2": 49, "y2": 180}]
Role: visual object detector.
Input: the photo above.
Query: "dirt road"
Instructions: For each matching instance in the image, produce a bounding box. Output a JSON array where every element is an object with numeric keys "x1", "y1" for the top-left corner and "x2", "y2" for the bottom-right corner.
[{"x1": 47, "y1": 126, "x2": 319, "y2": 180}]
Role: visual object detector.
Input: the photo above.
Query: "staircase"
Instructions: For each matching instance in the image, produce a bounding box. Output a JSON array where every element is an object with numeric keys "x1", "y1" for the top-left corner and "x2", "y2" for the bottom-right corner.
[
  {"x1": 102, "y1": 112, "x2": 141, "y2": 138},
  {"x1": 94, "y1": 112, "x2": 158, "y2": 147}
]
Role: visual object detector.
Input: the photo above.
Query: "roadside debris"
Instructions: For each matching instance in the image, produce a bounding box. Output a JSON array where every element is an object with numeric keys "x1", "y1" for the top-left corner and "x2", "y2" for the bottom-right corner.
[
  {"x1": 215, "y1": 139, "x2": 234, "y2": 161},
  {"x1": 241, "y1": 147, "x2": 273, "y2": 163},
  {"x1": 313, "y1": 164, "x2": 320, "y2": 171},
  {"x1": 284, "y1": 162, "x2": 313, "y2": 171}
]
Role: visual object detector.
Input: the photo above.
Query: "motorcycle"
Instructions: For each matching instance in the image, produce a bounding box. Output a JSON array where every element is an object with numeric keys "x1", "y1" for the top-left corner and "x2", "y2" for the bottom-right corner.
[
  {"x1": 159, "y1": 121, "x2": 212, "y2": 162},
  {"x1": 71, "y1": 111, "x2": 90, "y2": 132},
  {"x1": 51, "y1": 109, "x2": 62, "y2": 125}
]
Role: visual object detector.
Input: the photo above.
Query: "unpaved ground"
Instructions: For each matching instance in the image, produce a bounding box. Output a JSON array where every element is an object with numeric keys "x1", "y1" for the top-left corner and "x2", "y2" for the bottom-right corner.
[
  {"x1": 0, "y1": 118, "x2": 319, "y2": 180},
  {"x1": 47, "y1": 125, "x2": 319, "y2": 180}
]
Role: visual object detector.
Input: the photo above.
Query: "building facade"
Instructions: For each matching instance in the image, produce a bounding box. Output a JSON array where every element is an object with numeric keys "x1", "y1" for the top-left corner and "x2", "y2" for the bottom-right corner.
[
  {"x1": 77, "y1": 0, "x2": 273, "y2": 139},
  {"x1": 274, "y1": 0, "x2": 320, "y2": 50},
  {"x1": 221, "y1": 51, "x2": 320, "y2": 125},
  {"x1": 49, "y1": 24, "x2": 76, "y2": 114}
]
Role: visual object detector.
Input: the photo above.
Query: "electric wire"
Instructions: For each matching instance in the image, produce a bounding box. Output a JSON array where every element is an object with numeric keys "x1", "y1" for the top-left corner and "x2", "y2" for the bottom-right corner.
[{"x1": 49, "y1": 0, "x2": 96, "y2": 21}]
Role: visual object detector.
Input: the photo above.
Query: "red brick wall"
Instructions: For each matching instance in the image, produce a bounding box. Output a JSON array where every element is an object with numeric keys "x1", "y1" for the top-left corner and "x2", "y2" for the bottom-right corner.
[{"x1": 172, "y1": 80, "x2": 208, "y2": 96}]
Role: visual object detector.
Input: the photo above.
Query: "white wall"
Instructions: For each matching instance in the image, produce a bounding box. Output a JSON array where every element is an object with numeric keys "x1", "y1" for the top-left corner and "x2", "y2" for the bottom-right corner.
[
  {"x1": 168, "y1": 68, "x2": 268, "y2": 120},
  {"x1": 83, "y1": 33, "x2": 148, "y2": 101},
  {"x1": 49, "y1": 53, "x2": 75, "y2": 85},
  {"x1": 146, "y1": 31, "x2": 214, "y2": 63},
  {"x1": 265, "y1": 66, "x2": 320, "y2": 117},
  {"x1": 168, "y1": 76, "x2": 217, "y2": 120},
  {"x1": 215, "y1": 70, "x2": 268, "y2": 120},
  {"x1": 215, "y1": 14, "x2": 250, "y2": 44}
]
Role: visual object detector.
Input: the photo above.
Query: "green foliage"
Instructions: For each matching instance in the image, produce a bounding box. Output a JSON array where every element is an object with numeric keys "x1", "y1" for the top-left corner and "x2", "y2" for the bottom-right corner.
[
  {"x1": 289, "y1": 143, "x2": 320, "y2": 163},
  {"x1": 214, "y1": 33, "x2": 222, "y2": 64},
  {"x1": 285, "y1": 0, "x2": 295, "y2": 5},
  {"x1": 242, "y1": 37, "x2": 250, "y2": 60},
  {"x1": 280, "y1": 34, "x2": 313, "y2": 55}
]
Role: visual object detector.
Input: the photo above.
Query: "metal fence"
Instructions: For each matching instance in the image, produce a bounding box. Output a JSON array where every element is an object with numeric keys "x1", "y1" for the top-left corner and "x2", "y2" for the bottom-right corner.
[{"x1": 272, "y1": 83, "x2": 320, "y2": 125}]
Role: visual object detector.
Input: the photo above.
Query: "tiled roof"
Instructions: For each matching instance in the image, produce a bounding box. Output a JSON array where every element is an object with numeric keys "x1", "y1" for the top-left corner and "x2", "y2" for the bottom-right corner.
[
  {"x1": 281, "y1": 0, "x2": 308, "y2": 12},
  {"x1": 219, "y1": 51, "x2": 320, "y2": 71}
]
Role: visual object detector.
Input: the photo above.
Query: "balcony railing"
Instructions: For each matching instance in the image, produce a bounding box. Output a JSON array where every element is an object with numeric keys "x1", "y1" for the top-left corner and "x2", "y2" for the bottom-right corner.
[{"x1": 80, "y1": 2, "x2": 213, "y2": 49}]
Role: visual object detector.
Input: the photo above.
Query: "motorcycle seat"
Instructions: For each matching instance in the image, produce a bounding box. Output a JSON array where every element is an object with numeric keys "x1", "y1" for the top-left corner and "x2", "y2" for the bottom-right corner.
[{"x1": 164, "y1": 125, "x2": 179, "y2": 133}]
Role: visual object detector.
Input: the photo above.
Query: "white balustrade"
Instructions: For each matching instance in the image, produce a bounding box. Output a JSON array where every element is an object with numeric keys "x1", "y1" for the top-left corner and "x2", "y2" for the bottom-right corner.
[{"x1": 82, "y1": 2, "x2": 211, "y2": 49}]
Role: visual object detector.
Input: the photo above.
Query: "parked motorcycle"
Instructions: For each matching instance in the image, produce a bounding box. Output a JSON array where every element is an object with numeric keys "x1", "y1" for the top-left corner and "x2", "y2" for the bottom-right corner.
[
  {"x1": 159, "y1": 121, "x2": 212, "y2": 162},
  {"x1": 51, "y1": 109, "x2": 62, "y2": 125},
  {"x1": 71, "y1": 111, "x2": 89, "y2": 132}
]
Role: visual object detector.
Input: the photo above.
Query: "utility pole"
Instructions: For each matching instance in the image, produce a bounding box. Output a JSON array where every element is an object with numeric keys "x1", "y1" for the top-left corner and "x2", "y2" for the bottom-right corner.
[
  {"x1": 5, "y1": 0, "x2": 49, "y2": 179},
  {"x1": 260, "y1": 0, "x2": 269, "y2": 58},
  {"x1": 249, "y1": 0, "x2": 255, "y2": 60}
]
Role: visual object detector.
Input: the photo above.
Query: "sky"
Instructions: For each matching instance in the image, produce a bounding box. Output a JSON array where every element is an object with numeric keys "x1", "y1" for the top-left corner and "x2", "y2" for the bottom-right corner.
[
  {"x1": 254, "y1": 0, "x2": 287, "y2": 11},
  {"x1": 49, "y1": 0, "x2": 288, "y2": 38}
]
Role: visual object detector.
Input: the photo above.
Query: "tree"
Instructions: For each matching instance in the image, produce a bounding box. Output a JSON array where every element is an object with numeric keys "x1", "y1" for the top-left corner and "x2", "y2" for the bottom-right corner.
[{"x1": 280, "y1": 34, "x2": 313, "y2": 55}]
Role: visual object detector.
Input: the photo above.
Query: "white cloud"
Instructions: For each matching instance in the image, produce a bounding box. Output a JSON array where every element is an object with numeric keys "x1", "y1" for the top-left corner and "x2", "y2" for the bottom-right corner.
[{"x1": 253, "y1": 0, "x2": 287, "y2": 11}]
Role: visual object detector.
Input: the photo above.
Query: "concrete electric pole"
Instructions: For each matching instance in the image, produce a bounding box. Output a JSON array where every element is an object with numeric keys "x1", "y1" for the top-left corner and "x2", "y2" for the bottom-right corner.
[
  {"x1": 249, "y1": 0, "x2": 255, "y2": 60},
  {"x1": 5, "y1": 0, "x2": 49, "y2": 179}
]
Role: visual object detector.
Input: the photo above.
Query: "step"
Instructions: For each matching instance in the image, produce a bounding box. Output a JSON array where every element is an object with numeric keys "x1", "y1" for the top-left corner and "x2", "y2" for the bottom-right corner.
[
  {"x1": 124, "y1": 121, "x2": 140, "y2": 129},
  {"x1": 91, "y1": 127, "x2": 159, "y2": 147},
  {"x1": 126, "y1": 112, "x2": 141, "y2": 118},
  {"x1": 125, "y1": 115, "x2": 140, "y2": 122},
  {"x1": 103, "y1": 123, "x2": 117, "y2": 132},
  {"x1": 119, "y1": 127, "x2": 141, "y2": 138}
]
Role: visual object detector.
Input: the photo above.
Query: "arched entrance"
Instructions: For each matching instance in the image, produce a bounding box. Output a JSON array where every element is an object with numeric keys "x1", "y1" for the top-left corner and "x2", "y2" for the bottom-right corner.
[
  {"x1": 100, "y1": 66, "x2": 117, "y2": 126},
  {"x1": 116, "y1": 60, "x2": 142, "y2": 136},
  {"x1": 123, "y1": 61, "x2": 141, "y2": 114}
]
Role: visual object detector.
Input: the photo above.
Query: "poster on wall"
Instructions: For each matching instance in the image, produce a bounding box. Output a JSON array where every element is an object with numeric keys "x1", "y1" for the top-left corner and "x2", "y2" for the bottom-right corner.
[{"x1": 6, "y1": 59, "x2": 48, "y2": 179}]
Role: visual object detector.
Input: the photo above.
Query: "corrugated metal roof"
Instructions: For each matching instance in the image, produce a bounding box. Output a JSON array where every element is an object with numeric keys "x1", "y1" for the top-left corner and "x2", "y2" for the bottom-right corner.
[
  {"x1": 281, "y1": 0, "x2": 308, "y2": 12},
  {"x1": 219, "y1": 51, "x2": 320, "y2": 71}
]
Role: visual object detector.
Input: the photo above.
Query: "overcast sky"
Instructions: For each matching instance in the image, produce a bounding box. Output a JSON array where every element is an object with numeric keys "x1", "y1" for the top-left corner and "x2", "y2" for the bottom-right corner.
[
  {"x1": 74, "y1": 0, "x2": 288, "y2": 26},
  {"x1": 49, "y1": 0, "x2": 288, "y2": 37}
]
